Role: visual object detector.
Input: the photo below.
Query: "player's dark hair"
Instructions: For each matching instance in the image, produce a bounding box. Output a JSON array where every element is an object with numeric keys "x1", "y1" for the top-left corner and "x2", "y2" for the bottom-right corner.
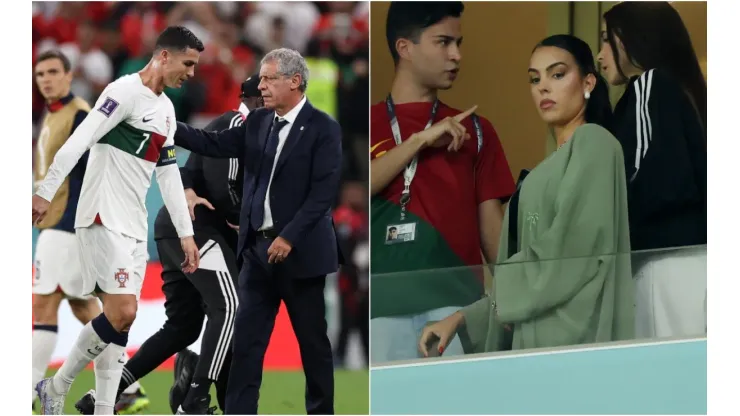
[
  {"x1": 35, "y1": 50, "x2": 72, "y2": 73},
  {"x1": 386, "y1": 1, "x2": 464, "y2": 65},
  {"x1": 534, "y1": 34, "x2": 612, "y2": 128},
  {"x1": 154, "y1": 26, "x2": 205, "y2": 54},
  {"x1": 604, "y1": 1, "x2": 706, "y2": 126}
]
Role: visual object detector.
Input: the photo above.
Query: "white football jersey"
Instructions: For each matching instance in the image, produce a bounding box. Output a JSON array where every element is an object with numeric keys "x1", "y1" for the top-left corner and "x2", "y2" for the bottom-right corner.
[{"x1": 36, "y1": 74, "x2": 193, "y2": 241}]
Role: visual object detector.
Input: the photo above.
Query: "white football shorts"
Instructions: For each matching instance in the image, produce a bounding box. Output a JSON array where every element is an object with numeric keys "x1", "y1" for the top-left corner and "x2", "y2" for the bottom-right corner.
[
  {"x1": 76, "y1": 224, "x2": 148, "y2": 300},
  {"x1": 33, "y1": 229, "x2": 92, "y2": 299}
]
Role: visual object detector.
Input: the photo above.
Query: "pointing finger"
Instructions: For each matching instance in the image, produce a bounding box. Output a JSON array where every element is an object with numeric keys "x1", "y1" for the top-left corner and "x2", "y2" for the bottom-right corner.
[{"x1": 453, "y1": 105, "x2": 478, "y2": 122}]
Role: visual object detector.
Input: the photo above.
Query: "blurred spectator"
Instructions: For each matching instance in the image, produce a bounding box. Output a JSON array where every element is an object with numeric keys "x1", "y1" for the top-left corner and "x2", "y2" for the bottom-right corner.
[
  {"x1": 244, "y1": 2, "x2": 320, "y2": 54},
  {"x1": 119, "y1": 2, "x2": 168, "y2": 58},
  {"x1": 309, "y1": 2, "x2": 369, "y2": 180},
  {"x1": 98, "y1": 20, "x2": 129, "y2": 78},
  {"x1": 333, "y1": 181, "x2": 369, "y2": 367},
  {"x1": 59, "y1": 20, "x2": 114, "y2": 104}
]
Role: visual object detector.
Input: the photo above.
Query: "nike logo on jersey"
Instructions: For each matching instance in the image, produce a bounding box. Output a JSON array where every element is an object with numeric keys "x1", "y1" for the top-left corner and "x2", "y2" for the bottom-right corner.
[{"x1": 143, "y1": 117, "x2": 153, "y2": 123}]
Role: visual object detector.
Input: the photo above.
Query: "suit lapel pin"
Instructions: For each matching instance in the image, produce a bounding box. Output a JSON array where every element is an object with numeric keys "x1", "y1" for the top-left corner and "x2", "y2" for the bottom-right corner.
[{"x1": 300, "y1": 126, "x2": 304, "y2": 131}]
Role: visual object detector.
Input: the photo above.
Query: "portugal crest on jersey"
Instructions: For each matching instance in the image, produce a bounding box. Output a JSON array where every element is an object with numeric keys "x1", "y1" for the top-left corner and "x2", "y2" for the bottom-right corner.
[{"x1": 115, "y1": 268, "x2": 129, "y2": 288}]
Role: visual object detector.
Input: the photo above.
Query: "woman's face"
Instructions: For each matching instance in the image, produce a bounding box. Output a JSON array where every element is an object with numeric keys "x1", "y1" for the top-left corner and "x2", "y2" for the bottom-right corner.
[
  {"x1": 529, "y1": 46, "x2": 590, "y2": 126},
  {"x1": 597, "y1": 24, "x2": 632, "y2": 85}
]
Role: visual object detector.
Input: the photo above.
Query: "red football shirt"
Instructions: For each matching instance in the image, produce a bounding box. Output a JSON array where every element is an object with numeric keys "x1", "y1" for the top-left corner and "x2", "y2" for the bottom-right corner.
[{"x1": 370, "y1": 100, "x2": 515, "y2": 267}]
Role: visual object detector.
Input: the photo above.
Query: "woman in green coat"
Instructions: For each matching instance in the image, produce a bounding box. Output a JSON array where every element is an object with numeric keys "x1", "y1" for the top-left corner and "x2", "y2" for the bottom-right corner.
[{"x1": 419, "y1": 35, "x2": 634, "y2": 356}]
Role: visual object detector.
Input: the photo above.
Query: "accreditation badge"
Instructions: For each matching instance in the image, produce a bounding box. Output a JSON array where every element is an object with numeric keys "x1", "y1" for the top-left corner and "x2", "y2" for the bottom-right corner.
[{"x1": 384, "y1": 222, "x2": 417, "y2": 245}]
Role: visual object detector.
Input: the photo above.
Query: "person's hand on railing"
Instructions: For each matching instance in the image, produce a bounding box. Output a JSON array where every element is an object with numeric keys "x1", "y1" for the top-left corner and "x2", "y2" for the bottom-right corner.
[{"x1": 418, "y1": 312, "x2": 465, "y2": 358}]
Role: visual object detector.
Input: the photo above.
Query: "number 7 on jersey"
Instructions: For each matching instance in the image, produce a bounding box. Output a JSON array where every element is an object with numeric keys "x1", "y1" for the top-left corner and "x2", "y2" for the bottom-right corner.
[{"x1": 136, "y1": 133, "x2": 150, "y2": 154}]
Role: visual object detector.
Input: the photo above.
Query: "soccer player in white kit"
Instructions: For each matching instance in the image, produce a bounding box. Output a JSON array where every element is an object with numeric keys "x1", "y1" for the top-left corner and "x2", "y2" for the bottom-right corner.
[
  {"x1": 31, "y1": 26, "x2": 203, "y2": 415},
  {"x1": 32, "y1": 49, "x2": 149, "y2": 414}
]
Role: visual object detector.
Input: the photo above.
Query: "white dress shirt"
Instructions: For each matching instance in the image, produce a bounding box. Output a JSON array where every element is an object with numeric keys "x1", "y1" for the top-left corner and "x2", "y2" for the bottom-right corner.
[{"x1": 259, "y1": 95, "x2": 307, "y2": 231}]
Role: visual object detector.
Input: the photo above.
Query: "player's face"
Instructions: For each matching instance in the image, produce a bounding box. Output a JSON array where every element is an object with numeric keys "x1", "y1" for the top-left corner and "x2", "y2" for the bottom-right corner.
[
  {"x1": 162, "y1": 48, "x2": 200, "y2": 89},
  {"x1": 403, "y1": 17, "x2": 462, "y2": 91},
  {"x1": 258, "y1": 60, "x2": 303, "y2": 112},
  {"x1": 34, "y1": 58, "x2": 72, "y2": 102},
  {"x1": 528, "y1": 46, "x2": 592, "y2": 126}
]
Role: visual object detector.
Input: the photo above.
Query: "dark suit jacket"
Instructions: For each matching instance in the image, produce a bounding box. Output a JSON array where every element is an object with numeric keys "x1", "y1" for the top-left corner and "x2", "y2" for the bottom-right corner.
[{"x1": 174, "y1": 99, "x2": 343, "y2": 278}]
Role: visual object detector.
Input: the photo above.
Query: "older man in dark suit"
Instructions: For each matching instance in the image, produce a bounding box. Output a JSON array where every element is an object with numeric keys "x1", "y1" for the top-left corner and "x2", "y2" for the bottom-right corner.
[{"x1": 173, "y1": 48, "x2": 342, "y2": 415}]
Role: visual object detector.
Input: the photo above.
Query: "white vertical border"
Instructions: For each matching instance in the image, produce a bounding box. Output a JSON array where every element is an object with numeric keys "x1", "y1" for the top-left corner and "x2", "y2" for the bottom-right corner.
[
  {"x1": 706, "y1": 1, "x2": 735, "y2": 415},
  {"x1": 9, "y1": 0, "x2": 34, "y2": 411}
]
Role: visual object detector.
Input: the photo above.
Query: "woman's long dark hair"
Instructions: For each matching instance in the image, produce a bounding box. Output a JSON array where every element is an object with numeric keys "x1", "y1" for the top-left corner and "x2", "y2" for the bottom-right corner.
[
  {"x1": 535, "y1": 34, "x2": 612, "y2": 128},
  {"x1": 604, "y1": 1, "x2": 706, "y2": 127}
]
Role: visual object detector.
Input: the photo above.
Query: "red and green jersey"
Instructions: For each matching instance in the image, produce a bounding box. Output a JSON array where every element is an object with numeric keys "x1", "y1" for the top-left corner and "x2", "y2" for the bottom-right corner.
[
  {"x1": 370, "y1": 100, "x2": 515, "y2": 317},
  {"x1": 36, "y1": 74, "x2": 192, "y2": 242}
]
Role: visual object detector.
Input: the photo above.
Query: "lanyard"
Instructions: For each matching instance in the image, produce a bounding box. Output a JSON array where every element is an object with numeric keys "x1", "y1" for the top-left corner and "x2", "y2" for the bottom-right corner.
[{"x1": 385, "y1": 94, "x2": 439, "y2": 221}]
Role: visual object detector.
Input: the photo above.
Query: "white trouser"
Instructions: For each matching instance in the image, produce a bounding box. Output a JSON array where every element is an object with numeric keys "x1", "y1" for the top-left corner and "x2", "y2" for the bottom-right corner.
[{"x1": 634, "y1": 246, "x2": 707, "y2": 339}]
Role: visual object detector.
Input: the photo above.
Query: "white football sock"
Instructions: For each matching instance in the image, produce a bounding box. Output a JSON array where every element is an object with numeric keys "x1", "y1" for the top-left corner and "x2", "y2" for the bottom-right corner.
[
  {"x1": 94, "y1": 343, "x2": 126, "y2": 415},
  {"x1": 52, "y1": 322, "x2": 108, "y2": 395},
  {"x1": 32, "y1": 327, "x2": 58, "y2": 401},
  {"x1": 120, "y1": 352, "x2": 142, "y2": 394}
]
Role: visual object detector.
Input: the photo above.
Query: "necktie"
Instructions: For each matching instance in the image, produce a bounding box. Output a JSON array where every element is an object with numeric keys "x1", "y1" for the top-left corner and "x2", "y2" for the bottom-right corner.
[{"x1": 250, "y1": 117, "x2": 289, "y2": 230}]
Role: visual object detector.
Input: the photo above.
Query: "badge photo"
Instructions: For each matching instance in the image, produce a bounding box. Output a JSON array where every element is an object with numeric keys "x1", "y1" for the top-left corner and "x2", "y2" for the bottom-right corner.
[{"x1": 384, "y1": 223, "x2": 417, "y2": 245}]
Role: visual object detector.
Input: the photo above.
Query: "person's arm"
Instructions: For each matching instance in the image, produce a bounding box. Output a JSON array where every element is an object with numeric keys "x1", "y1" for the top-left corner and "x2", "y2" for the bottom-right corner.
[
  {"x1": 36, "y1": 85, "x2": 132, "y2": 202},
  {"x1": 627, "y1": 69, "x2": 706, "y2": 222},
  {"x1": 279, "y1": 119, "x2": 343, "y2": 246},
  {"x1": 475, "y1": 118, "x2": 515, "y2": 264},
  {"x1": 493, "y1": 125, "x2": 627, "y2": 323},
  {"x1": 174, "y1": 119, "x2": 247, "y2": 159},
  {"x1": 370, "y1": 134, "x2": 425, "y2": 196},
  {"x1": 155, "y1": 143, "x2": 194, "y2": 239},
  {"x1": 67, "y1": 109, "x2": 92, "y2": 177},
  {"x1": 478, "y1": 200, "x2": 505, "y2": 264},
  {"x1": 370, "y1": 106, "x2": 478, "y2": 196},
  {"x1": 225, "y1": 157, "x2": 243, "y2": 220}
]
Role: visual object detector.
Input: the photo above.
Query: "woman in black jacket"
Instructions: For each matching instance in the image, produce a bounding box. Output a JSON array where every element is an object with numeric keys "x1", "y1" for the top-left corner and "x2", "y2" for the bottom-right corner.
[{"x1": 597, "y1": 1, "x2": 707, "y2": 340}]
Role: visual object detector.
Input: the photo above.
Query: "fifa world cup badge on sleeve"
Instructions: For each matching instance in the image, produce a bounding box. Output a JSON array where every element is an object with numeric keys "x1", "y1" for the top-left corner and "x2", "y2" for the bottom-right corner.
[
  {"x1": 385, "y1": 222, "x2": 417, "y2": 245},
  {"x1": 98, "y1": 97, "x2": 119, "y2": 118},
  {"x1": 115, "y1": 268, "x2": 129, "y2": 288}
]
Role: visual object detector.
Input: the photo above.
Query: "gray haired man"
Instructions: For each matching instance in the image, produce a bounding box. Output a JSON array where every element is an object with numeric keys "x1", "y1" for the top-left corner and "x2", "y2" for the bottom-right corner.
[{"x1": 174, "y1": 47, "x2": 344, "y2": 415}]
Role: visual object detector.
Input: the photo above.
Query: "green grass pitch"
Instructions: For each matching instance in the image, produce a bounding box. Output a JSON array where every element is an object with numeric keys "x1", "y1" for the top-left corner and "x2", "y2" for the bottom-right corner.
[{"x1": 44, "y1": 368, "x2": 369, "y2": 415}]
